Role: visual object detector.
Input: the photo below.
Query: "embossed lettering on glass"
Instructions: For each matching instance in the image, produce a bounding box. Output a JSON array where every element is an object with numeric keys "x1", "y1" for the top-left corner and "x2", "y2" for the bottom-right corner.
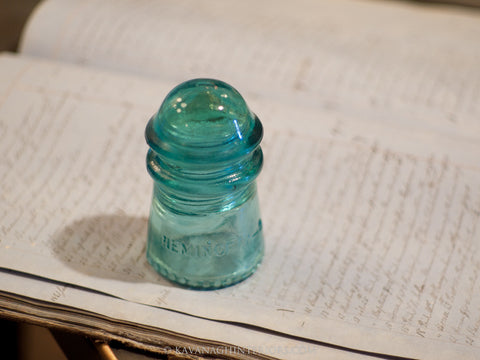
[{"x1": 145, "y1": 79, "x2": 264, "y2": 289}]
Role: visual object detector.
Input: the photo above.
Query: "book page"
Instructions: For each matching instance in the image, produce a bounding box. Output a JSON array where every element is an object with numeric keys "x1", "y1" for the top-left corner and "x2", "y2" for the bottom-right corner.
[
  {"x1": 20, "y1": 0, "x2": 480, "y2": 138},
  {"x1": 2, "y1": 271, "x2": 376, "y2": 360},
  {"x1": 0, "y1": 54, "x2": 479, "y2": 359}
]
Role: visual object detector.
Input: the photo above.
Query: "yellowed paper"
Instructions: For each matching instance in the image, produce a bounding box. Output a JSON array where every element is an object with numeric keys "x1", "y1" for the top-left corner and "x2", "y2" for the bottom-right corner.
[
  {"x1": 20, "y1": 0, "x2": 480, "y2": 137},
  {"x1": 0, "y1": 53, "x2": 479, "y2": 359}
]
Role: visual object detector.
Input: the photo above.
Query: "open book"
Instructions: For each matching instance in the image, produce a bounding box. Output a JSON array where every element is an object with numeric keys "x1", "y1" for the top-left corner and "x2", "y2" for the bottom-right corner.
[{"x1": 1, "y1": 0, "x2": 480, "y2": 359}]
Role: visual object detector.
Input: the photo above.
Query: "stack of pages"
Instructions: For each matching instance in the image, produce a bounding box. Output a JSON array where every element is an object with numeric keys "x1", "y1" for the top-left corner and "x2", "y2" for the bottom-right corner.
[{"x1": 1, "y1": 0, "x2": 479, "y2": 359}]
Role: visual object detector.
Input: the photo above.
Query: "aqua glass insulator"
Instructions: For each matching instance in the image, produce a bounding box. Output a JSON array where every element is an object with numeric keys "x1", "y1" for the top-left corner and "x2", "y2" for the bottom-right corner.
[{"x1": 145, "y1": 78, "x2": 264, "y2": 290}]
